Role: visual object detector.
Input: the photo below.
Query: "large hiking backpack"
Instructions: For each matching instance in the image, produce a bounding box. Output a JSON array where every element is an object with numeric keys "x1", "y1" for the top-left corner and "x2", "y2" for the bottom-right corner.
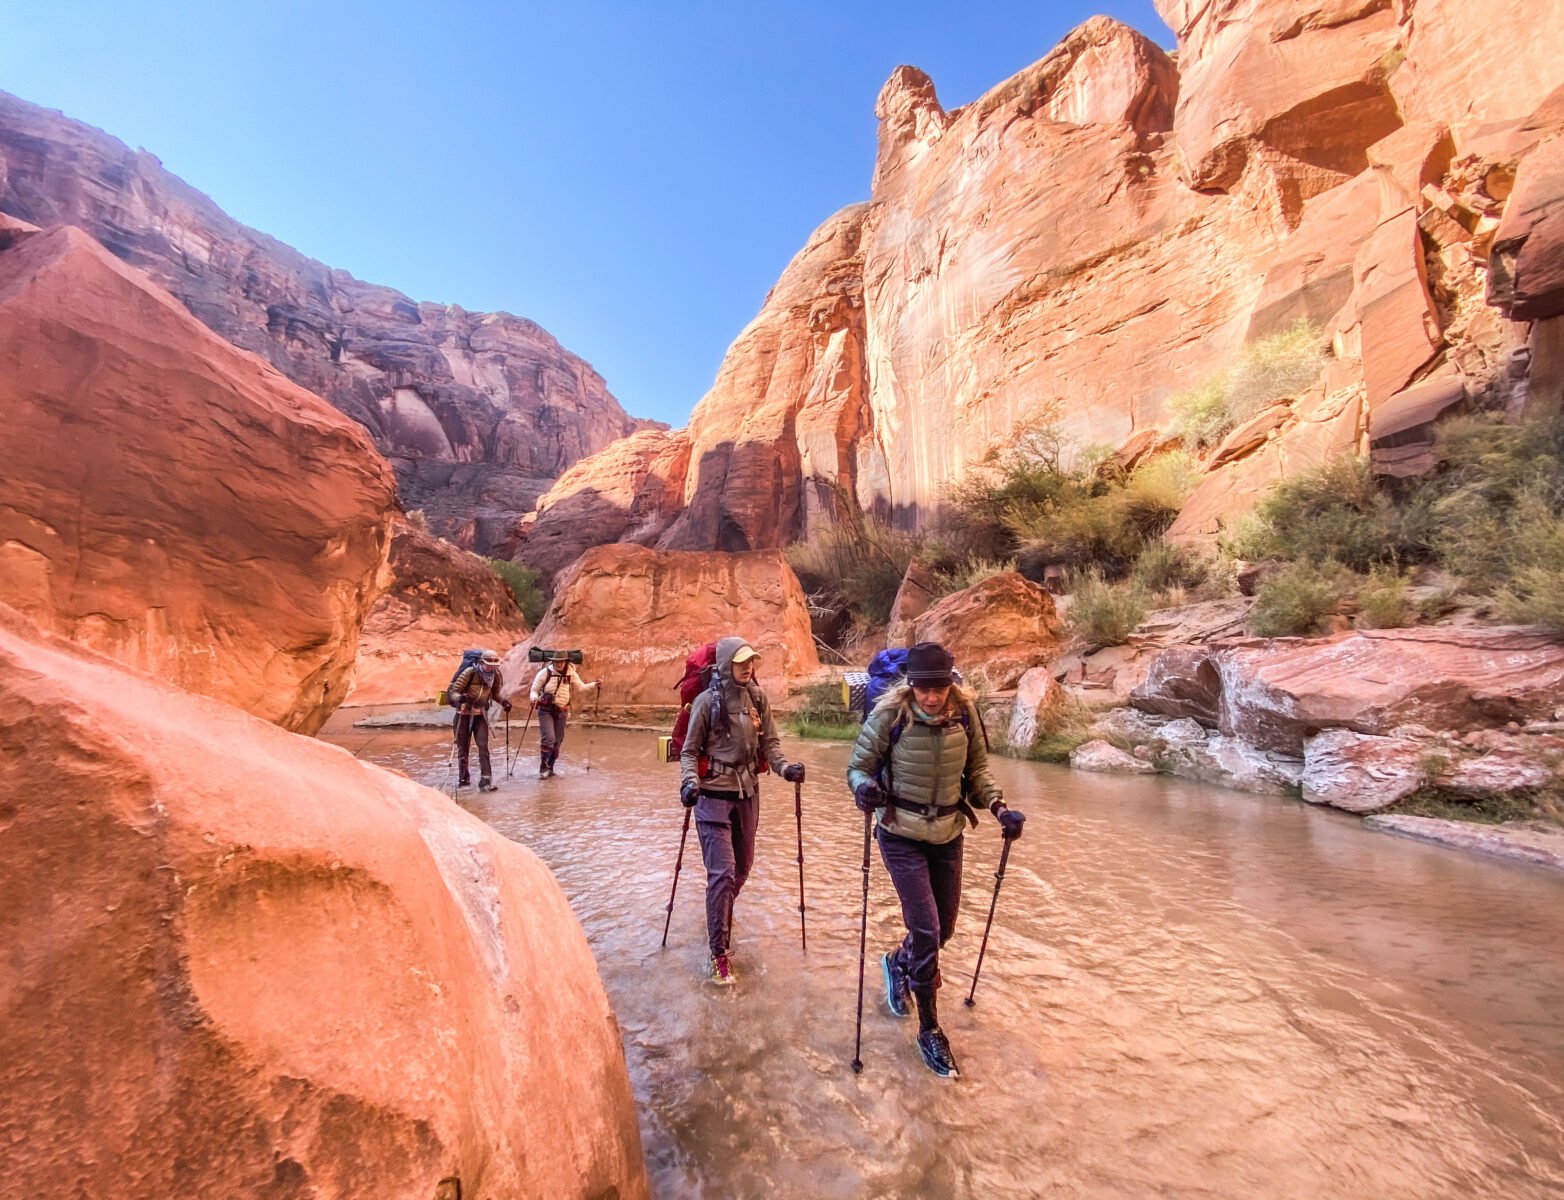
[
  {"x1": 660, "y1": 642, "x2": 718, "y2": 766},
  {"x1": 438, "y1": 648, "x2": 486, "y2": 707},
  {"x1": 842, "y1": 648, "x2": 910, "y2": 719}
]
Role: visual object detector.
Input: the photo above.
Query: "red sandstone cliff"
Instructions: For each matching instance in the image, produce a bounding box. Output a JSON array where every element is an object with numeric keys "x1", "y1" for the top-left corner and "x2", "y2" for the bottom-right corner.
[
  {"x1": 0, "y1": 89, "x2": 659, "y2": 553},
  {"x1": 518, "y1": 4, "x2": 1564, "y2": 571},
  {"x1": 0, "y1": 213, "x2": 395, "y2": 734}
]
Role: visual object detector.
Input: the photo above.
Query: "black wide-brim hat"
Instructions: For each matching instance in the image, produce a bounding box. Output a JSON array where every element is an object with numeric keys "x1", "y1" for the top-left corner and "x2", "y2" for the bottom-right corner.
[{"x1": 905, "y1": 641, "x2": 955, "y2": 687}]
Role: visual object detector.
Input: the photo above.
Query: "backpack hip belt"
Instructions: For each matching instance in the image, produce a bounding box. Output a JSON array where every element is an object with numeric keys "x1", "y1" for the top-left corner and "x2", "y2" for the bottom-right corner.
[{"x1": 887, "y1": 795, "x2": 963, "y2": 820}]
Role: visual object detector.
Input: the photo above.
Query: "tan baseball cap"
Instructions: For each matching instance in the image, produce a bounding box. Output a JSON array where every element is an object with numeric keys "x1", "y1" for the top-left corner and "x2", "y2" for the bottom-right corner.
[{"x1": 732, "y1": 644, "x2": 759, "y2": 663}]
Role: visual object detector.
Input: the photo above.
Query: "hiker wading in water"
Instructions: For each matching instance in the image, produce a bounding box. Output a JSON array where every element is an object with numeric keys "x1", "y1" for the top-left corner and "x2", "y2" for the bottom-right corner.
[
  {"x1": 528, "y1": 656, "x2": 597, "y2": 778},
  {"x1": 452, "y1": 649, "x2": 512, "y2": 792},
  {"x1": 846, "y1": 641, "x2": 1026, "y2": 1078},
  {"x1": 680, "y1": 637, "x2": 805, "y2": 985}
]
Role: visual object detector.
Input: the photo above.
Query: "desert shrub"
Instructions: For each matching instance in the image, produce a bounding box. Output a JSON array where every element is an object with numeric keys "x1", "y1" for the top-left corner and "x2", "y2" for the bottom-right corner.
[
  {"x1": 1131, "y1": 539, "x2": 1214, "y2": 597},
  {"x1": 786, "y1": 680, "x2": 863, "y2": 740},
  {"x1": 1494, "y1": 495, "x2": 1564, "y2": 632},
  {"x1": 484, "y1": 558, "x2": 547, "y2": 626},
  {"x1": 1233, "y1": 458, "x2": 1419, "y2": 571},
  {"x1": 1355, "y1": 566, "x2": 1413, "y2": 629},
  {"x1": 786, "y1": 514, "x2": 919, "y2": 631},
  {"x1": 1018, "y1": 696, "x2": 1100, "y2": 764},
  {"x1": 406, "y1": 508, "x2": 430, "y2": 531},
  {"x1": 931, "y1": 556, "x2": 1015, "y2": 596},
  {"x1": 1067, "y1": 571, "x2": 1147, "y2": 646},
  {"x1": 1249, "y1": 559, "x2": 1355, "y2": 636},
  {"x1": 1169, "y1": 321, "x2": 1326, "y2": 449}
]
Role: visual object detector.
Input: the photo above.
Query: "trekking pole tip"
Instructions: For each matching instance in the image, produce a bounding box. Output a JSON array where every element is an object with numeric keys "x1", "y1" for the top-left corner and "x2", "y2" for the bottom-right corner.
[
  {"x1": 964, "y1": 997, "x2": 976, "y2": 1007},
  {"x1": 851, "y1": 1059, "x2": 863, "y2": 1074}
]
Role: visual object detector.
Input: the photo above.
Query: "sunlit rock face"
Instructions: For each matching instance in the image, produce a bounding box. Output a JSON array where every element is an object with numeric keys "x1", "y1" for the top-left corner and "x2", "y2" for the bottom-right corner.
[
  {"x1": 0, "y1": 216, "x2": 394, "y2": 734},
  {"x1": 505, "y1": 545, "x2": 820, "y2": 705},
  {"x1": 348, "y1": 520, "x2": 532, "y2": 706},
  {"x1": 0, "y1": 89, "x2": 658, "y2": 552},
  {"x1": 0, "y1": 604, "x2": 650, "y2": 1200},
  {"x1": 531, "y1": 5, "x2": 1564, "y2": 558}
]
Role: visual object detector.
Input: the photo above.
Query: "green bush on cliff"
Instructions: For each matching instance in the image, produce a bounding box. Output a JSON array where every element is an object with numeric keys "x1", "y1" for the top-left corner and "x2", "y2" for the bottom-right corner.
[
  {"x1": 1066, "y1": 570, "x2": 1147, "y2": 646},
  {"x1": 785, "y1": 680, "x2": 863, "y2": 740},
  {"x1": 484, "y1": 558, "x2": 547, "y2": 626},
  {"x1": 1250, "y1": 560, "x2": 1356, "y2": 636},
  {"x1": 1494, "y1": 496, "x2": 1564, "y2": 632},
  {"x1": 1168, "y1": 321, "x2": 1327, "y2": 450},
  {"x1": 1355, "y1": 566, "x2": 1413, "y2": 630}
]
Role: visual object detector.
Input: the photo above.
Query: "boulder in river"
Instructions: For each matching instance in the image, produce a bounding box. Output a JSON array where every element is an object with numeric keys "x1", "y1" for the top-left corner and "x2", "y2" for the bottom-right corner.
[{"x1": 0, "y1": 603, "x2": 649, "y2": 1200}]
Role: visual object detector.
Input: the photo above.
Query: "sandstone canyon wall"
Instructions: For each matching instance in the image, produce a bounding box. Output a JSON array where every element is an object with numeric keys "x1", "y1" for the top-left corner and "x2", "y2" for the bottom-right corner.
[
  {"x1": 0, "y1": 89, "x2": 656, "y2": 553},
  {"x1": 0, "y1": 604, "x2": 649, "y2": 1199},
  {"x1": 518, "y1": 3, "x2": 1564, "y2": 573},
  {"x1": 0, "y1": 213, "x2": 395, "y2": 734},
  {"x1": 349, "y1": 521, "x2": 532, "y2": 706},
  {"x1": 506, "y1": 545, "x2": 820, "y2": 705}
]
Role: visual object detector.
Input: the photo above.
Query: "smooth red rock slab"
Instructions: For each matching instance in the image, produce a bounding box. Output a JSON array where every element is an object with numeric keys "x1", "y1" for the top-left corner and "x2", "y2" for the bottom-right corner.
[
  {"x1": 0, "y1": 604, "x2": 649, "y2": 1200},
  {"x1": 1364, "y1": 815, "x2": 1564, "y2": 873},
  {"x1": 517, "y1": 428, "x2": 693, "y2": 583},
  {"x1": 886, "y1": 558, "x2": 939, "y2": 644},
  {"x1": 0, "y1": 223, "x2": 395, "y2": 733},
  {"x1": 1368, "y1": 375, "x2": 1467, "y2": 476},
  {"x1": 909, "y1": 572, "x2": 1063, "y2": 692},
  {"x1": 505, "y1": 545, "x2": 820, "y2": 705},
  {"x1": 1353, "y1": 207, "x2": 1443, "y2": 407},
  {"x1": 348, "y1": 521, "x2": 531, "y2": 706},
  {"x1": 1072, "y1": 738, "x2": 1158, "y2": 774},
  {"x1": 1136, "y1": 627, "x2": 1564, "y2": 756}
]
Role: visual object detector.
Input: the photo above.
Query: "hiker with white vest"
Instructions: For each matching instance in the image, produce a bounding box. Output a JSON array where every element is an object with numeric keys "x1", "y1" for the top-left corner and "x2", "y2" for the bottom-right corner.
[
  {"x1": 529, "y1": 656, "x2": 597, "y2": 778},
  {"x1": 845, "y1": 640, "x2": 1026, "y2": 1078}
]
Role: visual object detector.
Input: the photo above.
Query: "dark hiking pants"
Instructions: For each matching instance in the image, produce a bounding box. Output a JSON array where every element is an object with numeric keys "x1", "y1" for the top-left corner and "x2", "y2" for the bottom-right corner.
[
  {"x1": 878, "y1": 826, "x2": 964, "y2": 997},
  {"x1": 538, "y1": 704, "x2": 568, "y2": 765},
  {"x1": 455, "y1": 711, "x2": 492, "y2": 782},
  {"x1": 695, "y1": 790, "x2": 759, "y2": 958}
]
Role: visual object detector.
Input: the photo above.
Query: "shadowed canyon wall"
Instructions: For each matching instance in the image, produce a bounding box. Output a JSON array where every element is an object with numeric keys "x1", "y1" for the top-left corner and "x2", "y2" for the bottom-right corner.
[{"x1": 0, "y1": 90, "x2": 658, "y2": 553}]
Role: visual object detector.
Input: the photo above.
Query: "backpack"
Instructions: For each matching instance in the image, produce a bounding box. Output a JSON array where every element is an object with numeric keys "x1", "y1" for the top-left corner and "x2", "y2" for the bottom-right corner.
[
  {"x1": 661, "y1": 642, "x2": 718, "y2": 766},
  {"x1": 863, "y1": 648, "x2": 910, "y2": 719},
  {"x1": 438, "y1": 648, "x2": 486, "y2": 707}
]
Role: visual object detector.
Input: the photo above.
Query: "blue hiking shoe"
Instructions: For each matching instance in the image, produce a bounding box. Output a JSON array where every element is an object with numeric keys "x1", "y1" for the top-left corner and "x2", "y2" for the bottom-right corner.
[{"x1": 882, "y1": 952, "x2": 911, "y2": 1018}]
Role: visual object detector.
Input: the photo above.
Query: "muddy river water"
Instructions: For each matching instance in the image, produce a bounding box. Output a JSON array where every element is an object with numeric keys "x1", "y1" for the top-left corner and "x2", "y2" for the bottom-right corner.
[{"x1": 324, "y1": 717, "x2": 1564, "y2": 1199}]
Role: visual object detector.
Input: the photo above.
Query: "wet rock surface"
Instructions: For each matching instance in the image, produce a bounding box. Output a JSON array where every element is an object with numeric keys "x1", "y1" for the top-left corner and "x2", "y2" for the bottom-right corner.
[{"x1": 1, "y1": 608, "x2": 649, "y2": 1200}]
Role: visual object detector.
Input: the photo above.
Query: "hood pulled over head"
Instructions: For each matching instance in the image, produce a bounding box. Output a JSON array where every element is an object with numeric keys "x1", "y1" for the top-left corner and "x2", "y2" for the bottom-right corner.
[{"x1": 714, "y1": 636, "x2": 758, "y2": 683}]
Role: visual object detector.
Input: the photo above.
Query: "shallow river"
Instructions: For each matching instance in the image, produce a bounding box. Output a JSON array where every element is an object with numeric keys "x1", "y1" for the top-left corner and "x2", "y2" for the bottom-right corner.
[{"x1": 324, "y1": 717, "x2": 1564, "y2": 1200}]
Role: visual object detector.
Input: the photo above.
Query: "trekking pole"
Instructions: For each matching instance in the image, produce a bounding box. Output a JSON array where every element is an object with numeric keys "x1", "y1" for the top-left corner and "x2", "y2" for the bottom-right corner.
[
  {"x1": 794, "y1": 778, "x2": 807, "y2": 951},
  {"x1": 964, "y1": 836, "x2": 1014, "y2": 1007},
  {"x1": 660, "y1": 807, "x2": 693, "y2": 949},
  {"x1": 504, "y1": 706, "x2": 511, "y2": 777},
  {"x1": 851, "y1": 807, "x2": 872, "y2": 1074},
  {"x1": 510, "y1": 702, "x2": 535, "y2": 776},
  {"x1": 585, "y1": 688, "x2": 602, "y2": 772}
]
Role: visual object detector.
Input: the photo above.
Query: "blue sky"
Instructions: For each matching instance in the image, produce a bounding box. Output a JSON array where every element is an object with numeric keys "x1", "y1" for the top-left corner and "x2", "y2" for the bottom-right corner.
[{"x1": 4, "y1": 2, "x2": 1171, "y2": 426}]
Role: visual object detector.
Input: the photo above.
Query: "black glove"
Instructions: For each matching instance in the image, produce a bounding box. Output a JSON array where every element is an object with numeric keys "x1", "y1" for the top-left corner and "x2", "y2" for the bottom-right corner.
[
  {"x1": 782, "y1": 762, "x2": 805, "y2": 784},
  {"x1": 681, "y1": 780, "x2": 700, "y2": 808},
  {"x1": 854, "y1": 780, "x2": 887, "y2": 813},
  {"x1": 996, "y1": 805, "x2": 1025, "y2": 841},
  {"x1": 501, "y1": 699, "x2": 513, "y2": 713}
]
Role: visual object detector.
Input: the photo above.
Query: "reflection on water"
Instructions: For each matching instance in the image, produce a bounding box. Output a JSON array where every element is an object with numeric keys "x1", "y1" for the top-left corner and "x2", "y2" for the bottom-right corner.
[{"x1": 324, "y1": 719, "x2": 1564, "y2": 1199}]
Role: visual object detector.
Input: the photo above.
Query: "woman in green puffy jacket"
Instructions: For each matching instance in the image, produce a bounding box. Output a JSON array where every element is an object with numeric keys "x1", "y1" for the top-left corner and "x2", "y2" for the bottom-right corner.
[{"x1": 845, "y1": 641, "x2": 1026, "y2": 1078}]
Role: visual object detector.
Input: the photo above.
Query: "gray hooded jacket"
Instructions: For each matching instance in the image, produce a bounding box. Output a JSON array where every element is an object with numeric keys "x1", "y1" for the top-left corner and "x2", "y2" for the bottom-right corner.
[{"x1": 679, "y1": 637, "x2": 791, "y2": 800}]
